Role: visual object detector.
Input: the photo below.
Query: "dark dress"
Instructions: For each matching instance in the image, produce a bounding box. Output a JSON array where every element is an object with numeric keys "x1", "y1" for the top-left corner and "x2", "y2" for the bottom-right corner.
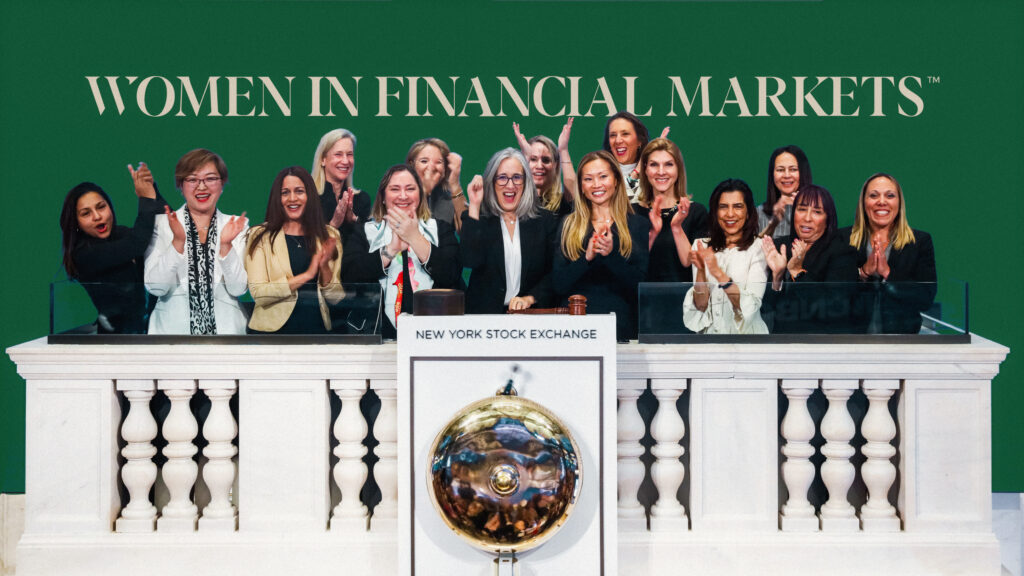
[
  {"x1": 551, "y1": 214, "x2": 650, "y2": 341},
  {"x1": 632, "y1": 201, "x2": 708, "y2": 283},
  {"x1": 838, "y1": 227, "x2": 937, "y2": 334},
  {"x1": 319, "y1": 181, "x2": 371, "y2": 238},
  {"x1": 461, "y1": 211, "x2": 558, "y2": 314},
  {"x1": 762, "y1": 232, "x2": 860, "y2": 334},
  {"x1": 72, "y1": 193, "x2": 168, "y2": 334},
  {"x1": 274, "y1": 235, "x2": 327, "y2": 334},
  {"x1": 341, "y1": 219, "x2": 462, "y2": 339}
]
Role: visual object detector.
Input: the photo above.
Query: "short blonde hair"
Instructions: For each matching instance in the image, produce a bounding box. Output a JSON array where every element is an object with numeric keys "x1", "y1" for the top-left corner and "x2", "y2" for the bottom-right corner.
[{"x1": 311, "y1": 128, "x2": 356, "y2": 195}]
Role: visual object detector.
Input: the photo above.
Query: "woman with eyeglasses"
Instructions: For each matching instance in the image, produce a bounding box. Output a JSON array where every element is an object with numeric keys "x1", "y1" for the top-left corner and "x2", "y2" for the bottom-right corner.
[
  {"x1": 341, "y1": 164, "x2": 461, "y2": 339},
  {"x1": 58, "y1": 163, "x2": 169, "y2": 333},
  {"x1": 245, "y1": 166, "x2": 344, "y2": 334},
  {"x1": 512, "y1": 118, "x2": 577, "y2": 218},
  {"x1": 461, "y1": 148, "x2": 558, "y2": 314},
  {"x1": 406, "y1": 138, "x2": 467, "y2": 233},
  {"x1": 144, "y1": 149, "x2": 250, "y2": 335},
  {"x1": 552, "y1": 150, "x2": 650, "y2": 341},
  {"x1": 839, "y1": 173, "x2": 936, "y2": 333}
]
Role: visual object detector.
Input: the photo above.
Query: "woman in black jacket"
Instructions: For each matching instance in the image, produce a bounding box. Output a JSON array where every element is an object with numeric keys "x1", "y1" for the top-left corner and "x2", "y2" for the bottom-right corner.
[
  {"x1": 59, "y1": 163, "x2": 167, "y2": 333},
  {"x1": 760, "y1": 185, "x2": 859, "y2": 334},
  {"x1": 461, "y1": 148, "x2": 558, "y2": 314},
  {"x1": 840, "y1": 173, "x2": 936, "y2": 333}
]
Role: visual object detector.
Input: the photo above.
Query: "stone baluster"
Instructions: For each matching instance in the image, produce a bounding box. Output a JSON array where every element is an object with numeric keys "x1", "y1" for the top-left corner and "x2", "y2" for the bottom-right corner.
[
  {"x1": 617, "y1": 379, "x2": 647, "y2": 531},
  {"x1": 860, "y1": 379, "x2": 901, "y2": 531},
  {"x1": 331, "y1": 379, "x2": 370, "y2": 532},
  {"x1": 116, "y1": 380, "x2": 158, "y2": 533},
  {"x1": 649, "y1": 379, "x2": 688, "y2": 531},
  {"x1": 157, "y1": 379, "x2": 199, "y2": 532},
  {"x1": 198, "y1": 379, "x2": 237, "y2": 532},
  {"x1": 371, "y1": 381, "x2": 398, "y2": 532},
  {"x1": 780, "y1": 379, "x2": 819, "y2": 531},
  {"x1": 819, "y1": 379, "x2": 859, "y2": 531}
]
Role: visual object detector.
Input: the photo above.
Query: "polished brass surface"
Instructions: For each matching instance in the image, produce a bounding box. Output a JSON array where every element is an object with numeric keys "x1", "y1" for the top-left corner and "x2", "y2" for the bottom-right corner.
[{"x1": 427, "y1": 393, "x2": 582, "y2": 553}]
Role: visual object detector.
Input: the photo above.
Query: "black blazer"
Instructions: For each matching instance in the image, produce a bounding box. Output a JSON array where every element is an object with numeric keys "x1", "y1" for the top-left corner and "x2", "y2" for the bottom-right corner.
[
  {"x1": 320, "y1": 181, "x2": 371, "y2": 242},
  {"x1": 460, "y1": 211, "x2": 558, "y2": 314},
  {"x1": 341, "y1": 219, "x2": 461, "y2": 338},
  {"x1": 633, "y1": 201, "x2": 709, "y2": 283},
  {"x1": 763, "y1": 232, "x2": 859, "y2": 334},
  {"x1": 838, "y1": 227, "x2": 937, "y2": 334},
  {"x1": 552, "y1": 214, "x2": 650, "y2": 341}
]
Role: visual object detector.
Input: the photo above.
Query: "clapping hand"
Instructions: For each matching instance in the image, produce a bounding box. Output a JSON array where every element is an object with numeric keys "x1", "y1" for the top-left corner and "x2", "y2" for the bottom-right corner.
[
  {"x1": 331, "y1": 188, "x2": 357, "y2": 228},
  {"x1": 761, "y1": 235, "x2": 788, "y2": 277},
  {"x1": 788, "y1": 238, "x2": 808, "y2": 277},
  {"x1": 165, "y1": 205, "x2": 185, "y2": 254},
  {"x1": 670, "y1": 196, "x2": 691, "y2": 229},
  {"x1": 128, "y1": 162, "x2": 156, "y2": 199}
]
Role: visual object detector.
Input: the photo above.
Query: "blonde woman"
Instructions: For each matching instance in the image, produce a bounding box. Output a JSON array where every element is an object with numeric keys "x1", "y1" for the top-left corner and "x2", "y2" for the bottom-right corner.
[
  {"x1": 512, "y1": 118, "x2": 576, "y2": 217},
  {"x1": 311, "y1": 128, "x2": 369, "y2": 232},
  {"x1": 552, "y1": 150, "x2": 649, "y2": 341}
]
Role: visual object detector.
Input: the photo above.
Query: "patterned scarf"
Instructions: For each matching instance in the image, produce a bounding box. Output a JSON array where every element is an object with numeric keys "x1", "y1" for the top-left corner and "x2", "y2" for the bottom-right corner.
[{"x1": 184, "y1": 208, "x2": 218, "y2": 335}]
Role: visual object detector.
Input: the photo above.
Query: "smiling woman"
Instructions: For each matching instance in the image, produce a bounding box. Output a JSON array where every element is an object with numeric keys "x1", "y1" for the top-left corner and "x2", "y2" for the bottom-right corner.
[
  {"x1": 59, "y1": 163, "x2": 168, "y2": 333},
  {"x1": 144, "y1": 149, "x2": 250, "y2": 335}
]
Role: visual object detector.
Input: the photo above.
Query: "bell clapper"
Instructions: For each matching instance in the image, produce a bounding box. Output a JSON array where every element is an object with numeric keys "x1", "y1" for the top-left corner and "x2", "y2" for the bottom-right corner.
[{"x1": 498, "y1": 364, "x2": 521, "y2": 396}]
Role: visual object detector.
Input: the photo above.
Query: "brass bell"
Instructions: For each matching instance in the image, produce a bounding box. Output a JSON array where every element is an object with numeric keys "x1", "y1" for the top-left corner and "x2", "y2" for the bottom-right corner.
[{"x1": 426, "y1": 384, "x2": 582, "y2": 555}]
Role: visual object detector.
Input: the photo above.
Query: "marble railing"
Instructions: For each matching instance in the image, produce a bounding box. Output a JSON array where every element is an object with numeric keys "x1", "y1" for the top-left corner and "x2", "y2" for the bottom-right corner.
[{"x1": 6, "y1": 334, "x2": 1008, "y2": 575}]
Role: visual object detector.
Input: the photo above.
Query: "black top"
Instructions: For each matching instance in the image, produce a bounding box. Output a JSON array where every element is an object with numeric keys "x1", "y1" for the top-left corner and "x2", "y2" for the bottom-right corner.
[
  {"x1": 426, "y1": 184, "x2": 456, "y2": 227},
  {"x1": 460, "y1": 211, "x2": 559, "y2": 314},
  {"x1": 551, "y1": 214, "x2": 650, "y2": 341},
  {"x1": 838, "y1": 226, "x2": 937, "y2": 334},
  {"x1": 274, "y1": 234, "x2": 327, "y2": 334},
  {"x1": 763, "y1": 231, "x2": 860, "y2": 334},
  {"x1": 341, "y1": 219, "x2": 462, "y2": 339},
  {"x1": 72, "y1": 193, "x2": 168, "y2": 334},
  {"x1": 320, "y1": 181, "x2": 371, "y2": 238},
  {"x1": 632, "y1": 201, "x2": 708, "y2": 283}
]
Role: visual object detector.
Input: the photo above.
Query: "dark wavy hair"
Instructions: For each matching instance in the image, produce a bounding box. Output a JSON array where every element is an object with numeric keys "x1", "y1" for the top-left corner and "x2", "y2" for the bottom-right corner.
[
  {"x1": 761, "y1": 145, "x2": 812, "y2": 218},
  {"x1": 248, "y1": 166, "x2": 328, "y2": 259},
  {"x1": 707, "y1": 179, "x2": 758, "y2": 252},
  {"x1": 602, "y1": 111, "x2": 650, "y2": 164},
  {"x1": 60, "y1": 182, "x2": 116, "y2": 279}
]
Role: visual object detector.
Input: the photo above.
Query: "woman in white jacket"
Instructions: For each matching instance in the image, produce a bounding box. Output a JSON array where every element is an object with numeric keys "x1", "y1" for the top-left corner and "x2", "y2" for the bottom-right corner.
[{"x1": 145, "y1": 149, "x2": 249, "y2": 335}]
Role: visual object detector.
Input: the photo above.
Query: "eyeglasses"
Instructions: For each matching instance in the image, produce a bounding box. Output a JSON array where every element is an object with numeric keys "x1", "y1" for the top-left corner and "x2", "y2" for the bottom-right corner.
[
  {"x1": 183, "y1": 176, "x2": 222, "y2": 188},
  {"x1": 495, "y1": 174, "x2": 524, "y2": 187}
]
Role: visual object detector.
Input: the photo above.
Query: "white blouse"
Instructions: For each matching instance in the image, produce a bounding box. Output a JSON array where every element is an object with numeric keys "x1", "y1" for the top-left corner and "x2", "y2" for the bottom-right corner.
[
  {"x1": 682, "y1": 239, "x2": 769, "y2": 334},
  {"x1": 501, "y1": 218, "x2": 521, "y2": 306}
]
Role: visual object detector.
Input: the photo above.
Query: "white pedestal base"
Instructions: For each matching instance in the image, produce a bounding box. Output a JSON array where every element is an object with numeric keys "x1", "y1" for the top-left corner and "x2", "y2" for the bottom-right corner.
[{"x1": 198, "y1": 515, "x2": 237, "y2": 532}]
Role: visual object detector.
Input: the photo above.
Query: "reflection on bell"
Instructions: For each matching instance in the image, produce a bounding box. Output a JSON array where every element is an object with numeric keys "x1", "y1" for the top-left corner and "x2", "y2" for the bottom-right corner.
[{"x1": 427, "y1": 389, "x2": 582, "y2": 558}]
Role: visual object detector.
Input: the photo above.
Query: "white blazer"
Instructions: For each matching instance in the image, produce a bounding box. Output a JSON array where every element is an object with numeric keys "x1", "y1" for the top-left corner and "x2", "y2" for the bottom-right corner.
[{"x1": 144, "y1": 206, "x2": 249, "y2": 334}]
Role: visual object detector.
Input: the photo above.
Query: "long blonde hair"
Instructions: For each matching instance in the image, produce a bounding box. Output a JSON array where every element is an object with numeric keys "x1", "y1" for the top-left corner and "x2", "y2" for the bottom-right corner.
[
  {"x1": 636, "y1": 137, "x2": 687, "y2": 207},
  {"x1": 849, "y1": 173, "x2": 916, "y2": 251},
  {"x1": 528, "y1": 135, "x2": 564, "y2": 213},
  {"x1": 560, "y1": 151, "x2": 633, "y2": 261}
]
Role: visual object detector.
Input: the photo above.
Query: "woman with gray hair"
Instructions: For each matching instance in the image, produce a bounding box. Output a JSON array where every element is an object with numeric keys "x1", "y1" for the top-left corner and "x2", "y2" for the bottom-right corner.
[
  {"x1": 311, "y1": 128, "x2": 370, "y2": 233},
  {"x1": 461, "y1": 148, "x2": 559, "y2": 313}
]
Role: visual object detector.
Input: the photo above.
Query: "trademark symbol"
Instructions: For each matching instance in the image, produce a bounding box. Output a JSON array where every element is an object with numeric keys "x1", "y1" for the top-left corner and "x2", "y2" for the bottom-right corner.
[{"x1": 928, "y1": 76, "x2": 941, "y2": 84}]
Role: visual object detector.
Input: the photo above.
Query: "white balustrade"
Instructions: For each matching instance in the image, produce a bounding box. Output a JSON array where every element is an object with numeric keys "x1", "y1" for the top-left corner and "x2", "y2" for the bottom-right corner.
[
  {"x1": 819, "y1": 379, "x2": 858, "y2": 532},
  {"x1": 616, "y1": 379, "x2": 647, "y2": 532},
  {"x1": 198, "y1": 379, "x2": 238, "y2": 532},
  {"x1": 330, "y1": 379, "x2": 369, "y2": 532},
  {"x1": 859, "y1": 379, "x2": 900, "y2": 532},
  {"x1": 6, "y1": 337, "x2": 1009, "y2": 576},
  {"x1": 115, "y1": 380, "x2": 158, "y2": 533},
  {"x1": 371, "y1": 381, "x2": 398, "y2": 531},
  {"x1": 779, "y1": 379, "x2": 818, "y2": 531},
  {"x1": 648, "y1": 379, "x2": 688, "y2": 532},
  {"x1": 156, "y1": 379, "x2": 199, "y2": 532}
]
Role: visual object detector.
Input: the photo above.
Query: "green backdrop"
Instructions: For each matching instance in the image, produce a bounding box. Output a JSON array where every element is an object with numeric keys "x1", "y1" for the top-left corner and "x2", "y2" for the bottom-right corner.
[{"x1": 1, "y1": 0, "x2": 1022, "y2": 492}]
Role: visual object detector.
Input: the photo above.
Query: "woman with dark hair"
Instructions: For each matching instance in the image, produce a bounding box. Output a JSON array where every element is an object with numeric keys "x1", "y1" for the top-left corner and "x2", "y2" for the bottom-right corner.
[
  {"x1": 552, "y1": 150, "x2": 649, "y2": 341},
  {"x1": 839, "y1": 173, "x2": 936, "y2": 333},
  {"x1": 59, "y1": 164, "x2": 168, "y2": 333},
  {"x1": 761, "y1": 185, "x2": 859, "y2": 333},
  {"x1": 759, "y1": 145, "x2": 813, "y2": 239},
  {"x1": 461, "y1": 148, "x2": 558, "y2": 314},
  {"x1": 245, "y1": 166, "x2": 344, "y2": 334},
  {"x1": 634, "y1": 137, "x2": 708, "y2": 282},
  {"x1": 406, "y1": 138, "x2": 466, "y2": 232},
  {"x1": 311, "y1": 128, "x2": 371, "y2": 235},
  {"x1": 512, "y1": 118, "x2": 576, "y2": 217},
  {"x1": 602, "y1": 111, "x2": 670, "y2": 203},
  {"x1": 144, "y1": 148, "x2": 249, "y2": 335},
  {"x1": 341, "y1": 165, "x2": 461, "y2": 339},
  {"x1": 683, "y1": 179, "x2": 767, "y2": 334}
]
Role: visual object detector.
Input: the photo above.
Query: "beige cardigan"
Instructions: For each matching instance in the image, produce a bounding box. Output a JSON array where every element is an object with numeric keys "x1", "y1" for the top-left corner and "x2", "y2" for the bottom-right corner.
[{"x1": 245, "y1": 225, "x2": 344, "y2": 332}]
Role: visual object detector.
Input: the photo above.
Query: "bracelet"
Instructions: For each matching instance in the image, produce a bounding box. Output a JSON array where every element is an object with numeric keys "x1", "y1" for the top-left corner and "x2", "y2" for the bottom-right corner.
[
  {"x1": 718, "y1": 279, "x2": 733, "y2": 290},
  {"x1": 380, "y1": 247, "x2": 393, "y2": 261}
]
